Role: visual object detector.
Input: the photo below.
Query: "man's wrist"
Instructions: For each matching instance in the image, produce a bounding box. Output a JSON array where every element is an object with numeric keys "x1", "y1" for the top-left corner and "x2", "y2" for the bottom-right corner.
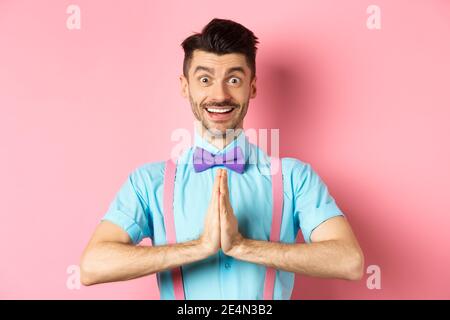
[
  {"x1": 195, "y1": 238, "x2": 217, "y2": 258},
  {"x1": 225, "y1": 233, "x2": 246, "y2": 258}
]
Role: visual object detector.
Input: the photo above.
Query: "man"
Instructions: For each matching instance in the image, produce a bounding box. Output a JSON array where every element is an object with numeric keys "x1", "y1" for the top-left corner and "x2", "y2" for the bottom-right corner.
[{"x1": 80, "y1": 18, "x2": 364, "y2": 299}]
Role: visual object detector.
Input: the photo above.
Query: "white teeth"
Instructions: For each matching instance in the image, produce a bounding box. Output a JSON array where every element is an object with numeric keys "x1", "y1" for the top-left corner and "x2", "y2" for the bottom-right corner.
[{"x1": 206, "y1": 108, "x2": 232, "y2": 113}]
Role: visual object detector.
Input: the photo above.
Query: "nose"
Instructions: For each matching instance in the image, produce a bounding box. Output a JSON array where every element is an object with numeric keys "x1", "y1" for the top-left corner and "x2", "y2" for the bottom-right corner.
[{"x1": 210, "y1": 81, "x2": 231, "y2": 103}]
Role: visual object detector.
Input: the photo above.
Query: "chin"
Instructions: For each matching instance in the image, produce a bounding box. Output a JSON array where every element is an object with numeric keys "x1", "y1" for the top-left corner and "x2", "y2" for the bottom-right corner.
[
  {"x1": 201, "y1": 118, "x2": 240, "y2": 135},
  {"x1": 207, "y1": 127, "x2": 228, "y2": 138}
]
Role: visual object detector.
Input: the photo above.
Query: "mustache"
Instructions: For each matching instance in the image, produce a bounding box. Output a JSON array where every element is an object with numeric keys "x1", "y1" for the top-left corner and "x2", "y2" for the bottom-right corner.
[{"x1": 202, "y1": 100, "x2": 239, "y2": 108}]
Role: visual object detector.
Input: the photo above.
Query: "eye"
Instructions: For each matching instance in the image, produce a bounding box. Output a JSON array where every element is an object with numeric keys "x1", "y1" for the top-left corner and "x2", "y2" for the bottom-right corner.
[
  {"x1": 229, "y1": 77, "x2": 241, "y2": 84},
  {"x1": 199, "y1": 76, "x2": 210, "y2": 84}
]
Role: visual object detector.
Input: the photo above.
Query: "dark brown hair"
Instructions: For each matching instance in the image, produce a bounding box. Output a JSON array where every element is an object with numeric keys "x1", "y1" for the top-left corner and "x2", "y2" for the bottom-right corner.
[{"x1": 181, "y1": 18, "x2": 259, "y2": 80}]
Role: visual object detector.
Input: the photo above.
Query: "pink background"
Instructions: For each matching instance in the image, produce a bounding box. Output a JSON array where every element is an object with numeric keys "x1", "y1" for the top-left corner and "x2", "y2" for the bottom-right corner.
[{"x1": 1, "y1": 0, "x2": 449, "y2": 299}]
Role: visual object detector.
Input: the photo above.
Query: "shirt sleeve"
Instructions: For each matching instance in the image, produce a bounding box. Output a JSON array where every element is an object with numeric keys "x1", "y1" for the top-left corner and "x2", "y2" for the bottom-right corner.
[
  {"x1": 292, "y1": 160, "x2": 344, "y2": 243},
  {"x1": 101, "y1": 167, "x2": 153, "y2": 244}
]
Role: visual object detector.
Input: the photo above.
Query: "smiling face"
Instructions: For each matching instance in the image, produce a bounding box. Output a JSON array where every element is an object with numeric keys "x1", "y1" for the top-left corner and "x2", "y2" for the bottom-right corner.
[{"x1": 180, "y1": 50, "x2": 257, "y2": 138}]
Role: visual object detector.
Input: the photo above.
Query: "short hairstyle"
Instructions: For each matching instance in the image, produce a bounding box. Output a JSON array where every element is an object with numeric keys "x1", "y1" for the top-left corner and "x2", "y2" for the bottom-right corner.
[{"x1": 181, "y1": 18, "x2": 259, "y2": 80}]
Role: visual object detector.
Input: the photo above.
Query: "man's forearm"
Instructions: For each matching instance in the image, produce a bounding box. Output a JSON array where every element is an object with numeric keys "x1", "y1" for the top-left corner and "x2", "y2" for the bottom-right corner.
[
  {"x1": 227, "y1": 238, "x2": 364, "y2": 280},
  {"x1": 80, "y1": 239, "x2": 209, "y2": 286}
]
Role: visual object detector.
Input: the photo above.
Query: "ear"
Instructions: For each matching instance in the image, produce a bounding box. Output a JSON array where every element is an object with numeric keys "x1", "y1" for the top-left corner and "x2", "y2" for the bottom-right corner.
[
  {"x1": 180, "y1": 74, "x2": 189, "y2": 99},
  {"x1": 250, "y1": 76, "x2": 257, "y2": 99}
]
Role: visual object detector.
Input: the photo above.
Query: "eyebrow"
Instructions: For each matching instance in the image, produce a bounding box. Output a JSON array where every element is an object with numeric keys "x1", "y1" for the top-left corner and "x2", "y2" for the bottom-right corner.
[{"x1": 193, "y1": 66, "x2": 246, "y2": 76}]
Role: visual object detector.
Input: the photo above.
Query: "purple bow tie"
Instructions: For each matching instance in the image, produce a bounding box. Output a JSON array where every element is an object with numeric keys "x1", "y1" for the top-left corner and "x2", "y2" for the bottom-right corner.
[{"x1": 193, "y1": 146, "x2": 245, "y2": 174}]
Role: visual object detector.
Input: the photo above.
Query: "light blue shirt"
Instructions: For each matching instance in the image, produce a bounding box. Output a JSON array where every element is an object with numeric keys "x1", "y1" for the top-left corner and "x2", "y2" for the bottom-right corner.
[{"x1": 102, "y1": 130, "x2": 344, "y2": 299}]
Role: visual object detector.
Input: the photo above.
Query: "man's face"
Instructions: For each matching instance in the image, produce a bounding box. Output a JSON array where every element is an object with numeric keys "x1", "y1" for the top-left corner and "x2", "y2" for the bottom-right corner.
[{"x1": 180, "y1": 50, "x2": 257, "y2": 137}]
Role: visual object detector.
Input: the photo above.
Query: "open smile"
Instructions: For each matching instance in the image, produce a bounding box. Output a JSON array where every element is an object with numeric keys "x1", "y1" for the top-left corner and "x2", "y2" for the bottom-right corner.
[{"x1": 203, "y1": 106, "x2": 237, "y2": 121}]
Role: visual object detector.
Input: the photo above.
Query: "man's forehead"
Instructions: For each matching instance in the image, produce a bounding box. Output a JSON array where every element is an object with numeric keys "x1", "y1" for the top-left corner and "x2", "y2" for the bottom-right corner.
[{"x1": 190, "y1": 50, "x2": 248, "y2": 74}]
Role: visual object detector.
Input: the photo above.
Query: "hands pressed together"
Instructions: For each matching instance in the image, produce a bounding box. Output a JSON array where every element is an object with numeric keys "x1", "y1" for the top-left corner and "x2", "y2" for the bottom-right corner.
[{"x1": 199, "y1": 169, "x2": 244, "y2": 256}]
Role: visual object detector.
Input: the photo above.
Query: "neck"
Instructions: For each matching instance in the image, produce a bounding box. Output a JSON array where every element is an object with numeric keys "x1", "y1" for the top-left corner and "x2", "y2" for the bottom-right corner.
[{"x1": 195, "y1": 121, "x2": 243, "y2": 150}]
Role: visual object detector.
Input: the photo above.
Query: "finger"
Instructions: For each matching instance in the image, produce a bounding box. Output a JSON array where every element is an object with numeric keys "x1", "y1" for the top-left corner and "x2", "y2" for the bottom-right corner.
[
  {"x1": 212, "y1": 169, "x2": 222, "y2": 198},
  {"x1": 219, "y1": 172, "x2": 229, "y2": 217},
  {"x1": 212, "y1": 170, "x2": 222, "y2": 214},
  {"x1": 220, "y1": 169, "x2": 229, "y2": 197}
]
